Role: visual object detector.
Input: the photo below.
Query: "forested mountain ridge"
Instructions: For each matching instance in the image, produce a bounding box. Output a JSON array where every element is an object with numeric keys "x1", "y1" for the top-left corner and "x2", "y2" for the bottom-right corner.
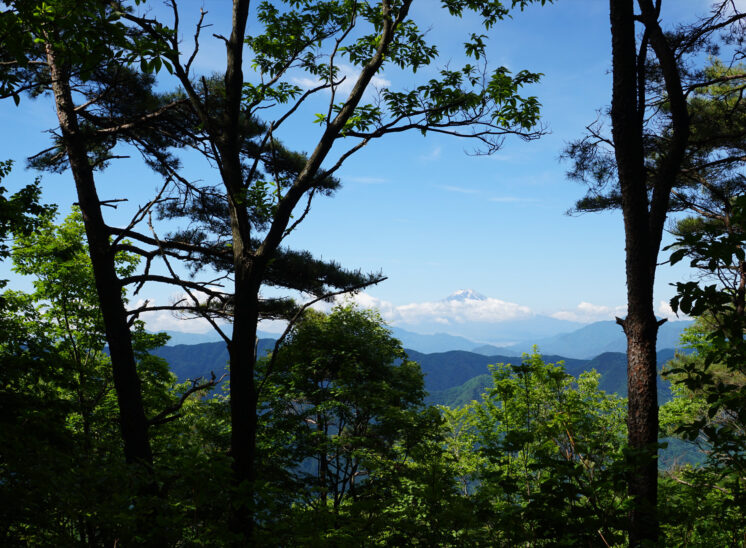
[
  {"x1": 151, "y1": 340, "x2": 678, "y2": 406},
  {"x1": 152, "y1": 339, "x2": 275, "y2": 384},
  {"x1": 424, "y1": 349, "x2": 679, "y2": 407}
]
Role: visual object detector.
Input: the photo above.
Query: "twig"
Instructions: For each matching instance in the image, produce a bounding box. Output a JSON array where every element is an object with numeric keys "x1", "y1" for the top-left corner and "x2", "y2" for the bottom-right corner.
[
  {"x1": 147, "y1": 213, "x2": 231, "y2": 345},
  {"x1": 148, "y1": 372, "x2": 227, "y2": 426}
]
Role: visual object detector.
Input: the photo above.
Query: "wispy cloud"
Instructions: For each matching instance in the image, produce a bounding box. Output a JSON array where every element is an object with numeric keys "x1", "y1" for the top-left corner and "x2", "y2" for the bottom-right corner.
[
  {"x1": 418, "y1": 145, "x2": 442, "y2": 162},
  {"x1": 347, "y1": 176, "x2": 389, "y2": 184},
  {"x1": 551, "y1": 301, "x2": 627, "y2": 323},
  {"x1": 438, "y1": 184, "x2": 479, "y2": 194},
  {"x1": 489, "y1": 196, "x2": 535, "y2": 203},
  {"x1": 291, "y1": 64, "x2": 390, "y2": 96}
]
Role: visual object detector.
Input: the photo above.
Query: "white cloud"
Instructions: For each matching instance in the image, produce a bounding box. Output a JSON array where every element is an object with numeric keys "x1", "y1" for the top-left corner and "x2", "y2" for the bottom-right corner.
[
  {"x1": 141, "y1": 309, "x2": 217, "y2": 334},
  {"x1": 291, "y1": 64, "x2": 390, "y2": 96},
  {"x1": 438, "y1": 184, "x2": 479, "y2": 194},
  {"x1": 258, "y1": 319, "x2": 289, "y2": 334},
  {"x1": 133, "y1": 295, "x2": 224, "y2": 335},
  {"x1": 658, "y1": 300, "x2": 689, "y2": 322},
  {"x1": 419, "y1": 145, "x2": 442, "y2": 162},
  {"x1": 335, "y1": 291, "x2": 533, "y2": 325},
  {"x1": 551, "y1": 301, "x2": 627, "y2": 323}
]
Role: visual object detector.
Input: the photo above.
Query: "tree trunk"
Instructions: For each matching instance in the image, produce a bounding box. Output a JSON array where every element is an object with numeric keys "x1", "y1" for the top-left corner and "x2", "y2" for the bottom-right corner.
[
  {"x1": 213, "y1": 0, "x2": 400, "y2": 539},
  {"x1": 610, "y1": 1, "x2": 690, "y2": 544},
  {"x1": 620, "y1": 308, "x2": 660, "y2": 544},
  {"x1": 227, "y1": 262, "x2": 261, "y2": 541},
  {"x1": 609, "y1": 1, "x2": 659, "y2": 543},
  {"x1": 45, "y1": 44, "x2": 154, "y2": 470}
]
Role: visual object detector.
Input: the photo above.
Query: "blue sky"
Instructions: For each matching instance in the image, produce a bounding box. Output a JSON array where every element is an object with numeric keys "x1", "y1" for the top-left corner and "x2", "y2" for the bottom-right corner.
[{"x1": 0, "y1": 0, "x2": 716, "y2": 335}]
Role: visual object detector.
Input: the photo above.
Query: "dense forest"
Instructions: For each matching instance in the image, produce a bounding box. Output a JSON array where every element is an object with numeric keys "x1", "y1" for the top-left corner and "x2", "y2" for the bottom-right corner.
[{"x1": 2, "y1": 0, "x2": 746, "y2": 546}]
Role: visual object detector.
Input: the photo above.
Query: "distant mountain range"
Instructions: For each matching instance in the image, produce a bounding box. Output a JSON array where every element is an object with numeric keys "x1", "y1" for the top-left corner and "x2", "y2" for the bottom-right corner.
[
  {"x1": 152, "y1": 339, "x2": 682, "y2": 411},
  {"x1": 150, "y1": 320, "x2": 697, "y2": 466},
  {"x1": 160, "y1": 316, "x2": 693, "y2": 359},
  {"x1": 388, "y1": 327, "x2": 488, "y2": 354},
  {"x1": 368, "y1": 289, "x2": 585, "y2": 345},
  {"x1": 392, "y1": 316, "x2": 584, "y2": 347},
  {"x1": 159, "y1": 329, "x2": 285, "y2": 346},
  {"x1": 381, "y1": 318, "x2": 691, "y2": 358},
  {"x1": 157, "y1": 288, "x2": 693, "y2": 355},
  {"x1": 474, "y1": 320, "x2": 693, "y2": 359}
]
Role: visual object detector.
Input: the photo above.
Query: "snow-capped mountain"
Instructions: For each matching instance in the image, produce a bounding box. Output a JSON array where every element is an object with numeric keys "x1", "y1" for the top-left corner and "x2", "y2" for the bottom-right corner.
[{"x1": 445, "y1": 289, "x2": 487, "y2": 302}]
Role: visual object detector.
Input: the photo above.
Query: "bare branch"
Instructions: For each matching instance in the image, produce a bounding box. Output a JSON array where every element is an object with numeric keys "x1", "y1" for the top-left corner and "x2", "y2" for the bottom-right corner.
[
  {"x1": 108, "y1": 226, "x2": 228, "y2": 259},
  {"x1": 666, "y1": 473, "x2": 730, "y2": 494},
  {"x1": 120, "y1": 273, "x2": 227, "y2": 298},
  {"x1": 283, "y1": 188, "x2": 316, "y2": 239},
  {"x1": 685, "y1": 73, "x2": 746, "y2": 97},
  {"x1": 186, "y1": 7, "x2": 209, "y2": 74},
  {"x1": 148, "y1": 372, "x2": 228, "y2": 427},
  {"x1": 146, "y1": 214, "x2": 231, "y2": 344},
  {"x1": 94, "y1": 99, "x2": 188, "y2": 136}
]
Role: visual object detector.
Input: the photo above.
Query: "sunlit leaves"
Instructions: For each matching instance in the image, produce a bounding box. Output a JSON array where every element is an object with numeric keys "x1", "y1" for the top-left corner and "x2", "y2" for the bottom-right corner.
[
  {"x1": 247, "y1": 0, "x2": 355, "y2": 77},
  {"x1": 444, "y1": 349, "x2": 629, "y2": 545},
  {"x1": 240, "y1": 0, "x2": 544, "y2": 148},
  {"x1": 375, "y1": 65, "x2": 541, "y2": 136},
  {"x1": 487, "y1": 67, "x2": 541, "y2": 128},
  {"x1": 328, "y1": 103, "x2": 382, "y2": 134},
  {"x1": 257, "y1": 305, "x2": 439, "y2": 540},
  {"x1": 663, "y1": 189, "x2": 746, "y2": 492},
  {"x1": 0, "y1": 160, "x2": 54, "y2": 264},
  {"x1": 464, "y1": 33, "x2": 487, "y2": 59},
  {"x1": 243, "y1": 81, "x2": 302, "y2": 106},
  {"x1": 441, "y1": 0, "x2": 551, "y2": 28}
]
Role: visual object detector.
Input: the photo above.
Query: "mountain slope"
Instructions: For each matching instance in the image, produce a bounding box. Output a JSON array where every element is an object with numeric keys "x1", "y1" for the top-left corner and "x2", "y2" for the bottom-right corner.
[
  {"x1": 504, "y1": 320, "x2": 692, "y2": 359},
  {"x1": 425, "y1": 374, "x2": 492, "y2": 408},
  {"x1": 151, "y1": 339, "x2": 680, "y2": 408},
  {"x1": 389, "y1": 327, "x2": 483, "y2": 353},
  {"x1": 424, "y1": 349, "x2": 678, "y2": 407},
  {"x1": 151, "y1": 339, "x2": 275, "y2": 382},
  {"x1": 406, "y1": 349, "x2": 587, "y2": 392}
]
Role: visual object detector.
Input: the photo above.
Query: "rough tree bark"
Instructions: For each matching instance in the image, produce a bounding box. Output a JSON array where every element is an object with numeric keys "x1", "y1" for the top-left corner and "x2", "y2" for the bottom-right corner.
[
  {"x1": 609, "y1": 0, "x2": 689, "y2": 543},
  {"x1": 44, "y1": 43, "x2": 154, "y2": 470}
]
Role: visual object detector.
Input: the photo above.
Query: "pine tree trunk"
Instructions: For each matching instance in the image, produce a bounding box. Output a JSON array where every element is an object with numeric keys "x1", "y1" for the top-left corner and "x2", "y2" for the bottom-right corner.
[
  {"x1": 609, "y1": 1, "x2": 659, "y2": 543},
  {"x1": 45, "y1": 43, "x2": 154, "y2": 470},
  {"x1": 609, "y1": 0, "x2": 691, "y2": 538},
  {"x1": 227, "y1": 261, "x2": 261, "y2": 541},
  {"x1": 622, "y1": 305, "x2": 660, "y2": 544}
]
